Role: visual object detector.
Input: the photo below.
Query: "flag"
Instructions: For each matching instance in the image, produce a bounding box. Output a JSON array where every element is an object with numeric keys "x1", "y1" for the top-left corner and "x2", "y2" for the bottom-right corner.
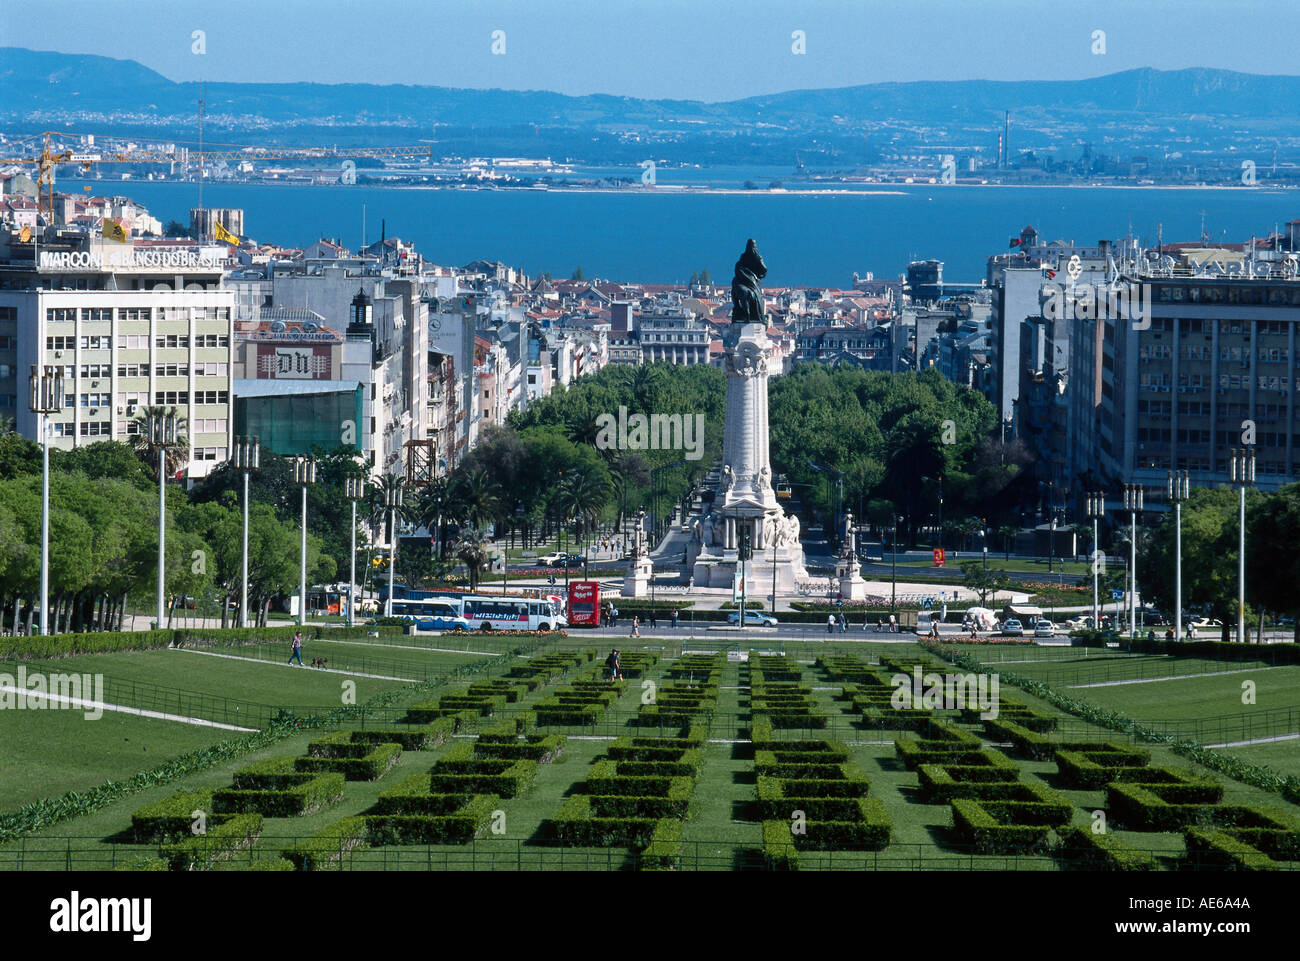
[
  {"x1": 102, "y1": 218, "x2": 128, "y2": 242},
  {"x1": 1044, "y1": 269, "x2": 1056, "y2": 279},
  {"x1": 19, "y1": 225, "x2": 31, "y2": 243},
  {"x1": 1009, "y1": 237, "x2": 1022, "y2": 248},
  {"x1": 213, "y1": 220, "x2": 240, "y2": 245}
]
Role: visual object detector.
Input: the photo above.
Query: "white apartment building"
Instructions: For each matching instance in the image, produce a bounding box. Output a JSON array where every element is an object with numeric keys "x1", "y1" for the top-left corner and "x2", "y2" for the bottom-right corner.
[{"x1": 0, "y1": 230, "x2": 235, "y2": 479}]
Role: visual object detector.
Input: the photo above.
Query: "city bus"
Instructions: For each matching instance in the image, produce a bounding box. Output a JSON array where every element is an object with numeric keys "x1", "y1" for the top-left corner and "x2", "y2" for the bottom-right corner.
[
  {"x1": 379, "y1": 585, "x2": 566, "y2": 631},
  {"x1": 460, "y1": 594, "x2": 566, "y2": 631},
  {"x1": 566, "y1": 581, "x2": 601, "y2": 628},
  {"x1": 388, "y1": 598, "x2": 472, "y2": 632}
]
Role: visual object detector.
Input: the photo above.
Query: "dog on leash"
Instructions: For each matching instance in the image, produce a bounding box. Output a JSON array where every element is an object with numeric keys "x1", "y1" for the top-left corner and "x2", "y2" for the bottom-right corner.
[{"x1": 311, "y1": 657, "x2": 328, "y2": 668}]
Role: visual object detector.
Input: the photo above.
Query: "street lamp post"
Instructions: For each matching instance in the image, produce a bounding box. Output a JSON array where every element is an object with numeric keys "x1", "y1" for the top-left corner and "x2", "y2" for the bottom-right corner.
[
  {"x1": 385, "y1": 480, "x2": 404, "y2": 617},
  {"x1": 1167, "y1": 471, "x2": 1190, "y2": 644},
  {"x1": 28, "y1": 365, "x2": 64, "y2": 636},
  {"x1": 232, "y1": 436, "x2": 260, "y2": 628},
  {"x1": 344, "y1": 476, "x2": 365, "y2": 627},
  {"x1": 1122, "y1": 483, "x2": 1144, "y2": 638},
  {"x1": 891, "y1": 515, "x2": 900, "y2": 614},
  {"x1": 147, "y1": 410, "x2": 179, "y2": 630},
  {"x1": 1229, "y1": 449, "x2": 1255, "y2": 643},
  {"x1": 1086, "y1": 491, "x2": 1104, "y2": 630},
  {"x1": 293, "y1": 456, "x2": 317, "y2": 626}
]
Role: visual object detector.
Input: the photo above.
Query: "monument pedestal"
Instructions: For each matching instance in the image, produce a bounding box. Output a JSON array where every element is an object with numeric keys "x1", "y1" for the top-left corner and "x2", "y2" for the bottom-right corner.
[
  {"x1": 689, "y1": 323, "x2": 809, "y2": 591},
  {"x1": 835, "y1": 557, "x2": 869, "y2": 601},
  {"x1": 621, "y1": 557, "x2": 654, "y2": 597}
]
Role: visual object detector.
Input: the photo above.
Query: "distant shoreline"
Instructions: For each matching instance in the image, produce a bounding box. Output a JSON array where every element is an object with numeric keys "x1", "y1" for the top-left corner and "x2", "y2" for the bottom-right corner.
[{"x1": 76, "y1": 179, "x2": 1291, "y2": 196}]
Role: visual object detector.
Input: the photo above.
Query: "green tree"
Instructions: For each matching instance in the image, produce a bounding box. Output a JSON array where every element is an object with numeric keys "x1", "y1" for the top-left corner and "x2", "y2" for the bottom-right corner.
[{"x1": 960, "y1": 560, "x2": 1009, "y2": 606}]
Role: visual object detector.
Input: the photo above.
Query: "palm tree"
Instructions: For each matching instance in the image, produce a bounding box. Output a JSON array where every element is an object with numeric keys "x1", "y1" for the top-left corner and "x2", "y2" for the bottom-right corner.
[
  {"x1": 557, "y1": 469, "x2": 612, "y2": 572},
  {"x1": 129, "y1": 406, "x2": 188, "y2": 479},
  {"x1": 453, "y1": 470, "x2": 502, "y2": 531},
  {"x1": 997, "y1": 524, "x2": 1018, "y2": 560},
  {"x1": 415, "y1": 477, "x2": 455, "y2": 560},
  {"x1": 455, "y1": 528, "x2": 491, "y2": 593}
]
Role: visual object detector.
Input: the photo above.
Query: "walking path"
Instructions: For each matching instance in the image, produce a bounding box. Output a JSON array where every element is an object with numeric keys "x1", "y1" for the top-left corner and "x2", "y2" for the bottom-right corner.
[
  {"x1": 1066, "y1": 665, "x2": 1287, "y2": 689},
  {"x1": 171, "y1": 648, "x2": 416, "y2": 682},
  {"x1": 0, "y1": 682, "x2": 257, "y2": 732}
]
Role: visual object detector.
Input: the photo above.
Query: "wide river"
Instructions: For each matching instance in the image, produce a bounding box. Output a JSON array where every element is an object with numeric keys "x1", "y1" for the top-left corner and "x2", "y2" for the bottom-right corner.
[{"x1": 71, "y1": 179, "x2": 1298, "y2": 287}]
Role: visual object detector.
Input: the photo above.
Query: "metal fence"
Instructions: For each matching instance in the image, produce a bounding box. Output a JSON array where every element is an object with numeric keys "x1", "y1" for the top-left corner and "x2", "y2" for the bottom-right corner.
[{"x1": 6, "y1": 836, "x2": 1293, "y2": 872}]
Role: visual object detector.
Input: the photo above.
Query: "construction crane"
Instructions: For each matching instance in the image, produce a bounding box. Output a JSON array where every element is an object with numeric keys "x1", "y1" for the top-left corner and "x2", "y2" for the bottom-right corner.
[
  {"x1": 0, "y1": 131, "x2": 102, "y2": 224},
  {"x1": 1, "y1": 130, "x2": 435, "y2": 224}
]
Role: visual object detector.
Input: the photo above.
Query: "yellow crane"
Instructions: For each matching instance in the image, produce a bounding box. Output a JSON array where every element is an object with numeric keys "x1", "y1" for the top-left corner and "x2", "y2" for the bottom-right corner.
[{"x1": 1, "y1": 130, "x2": 434, "y2": 224}]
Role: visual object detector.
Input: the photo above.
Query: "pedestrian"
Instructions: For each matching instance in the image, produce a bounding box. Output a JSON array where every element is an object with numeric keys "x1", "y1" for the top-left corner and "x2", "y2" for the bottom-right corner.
[
  {"x1": 827, "y1": 613, "x2": 834, "y2": 634},
  {"x1": 604, "y1": 648, "x2": 618, "y2": 682},
  {"x1": 650, "y1": 608, "x2": 657, "y2": 628},
  {"x1": 889, "y1": 613, "x2": 897, "y2": 633},
  {"x1": 288, "y1": 631, "x2": 304, "y2": 666},
  {"x1": 631, "y1": 616, "x2": 640, "y2": 638},
  {"x1": 839, "y1": 613, "x2": 847, "y2": 633},
  {"x1": 863, "y1": 615, "x2": 869, "y2": 632},
  {"x1": 671, "y1": 609, "x2": 679, "y2": 629}
]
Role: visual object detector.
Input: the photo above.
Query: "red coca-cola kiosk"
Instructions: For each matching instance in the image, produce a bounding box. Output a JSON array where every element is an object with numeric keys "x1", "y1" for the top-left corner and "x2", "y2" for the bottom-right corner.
[{"x1": 567, "y1": 580, "x2": 600, "y2": 628}]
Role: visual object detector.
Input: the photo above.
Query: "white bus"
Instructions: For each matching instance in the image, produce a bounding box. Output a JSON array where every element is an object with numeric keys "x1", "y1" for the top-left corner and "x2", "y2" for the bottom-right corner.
[
  {"x1": 388, "y1": 598, "x2": 473, "y2": 632},
  {"x1": 460, "y1": 594, "x2": 567, "y2": 631}
]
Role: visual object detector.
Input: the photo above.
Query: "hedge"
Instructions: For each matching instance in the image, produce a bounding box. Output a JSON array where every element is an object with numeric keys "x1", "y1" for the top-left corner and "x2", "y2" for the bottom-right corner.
[
  {"x1": 782, "y1": 800, "x2": 892, "y2": 851},
  {"x1": 282, "y1": 816, "x2": 369, "y2": 871},
  {"x1": 928, "y1": 640, "x2": 1300, "y2": 803},
  {"x1": 762, "y1": 820, "x2": 800, "y2": 870},
  {"x1": 639, "y1": 819, "x2": 683, "y2": 871},
  {"x1": 347, "y1": 717, "x2": 457, "y2": 751},
  {"x1": 473, "y1": 734, "x2": 566, "y2": 763},
  {"x1": 1184, "y1": 827, "x2": 1279, "y2": 870},
  {"x1": 160, "y1": 814, "x2": 263, "y2": 870},
  {"x1": 212, "y1": 773, "x2": 345, "y2": 817},
  {"x1": 295, "y1": 742, "x2": 402, "y2": 781},
  {"x1": 543, "y1": 795, "x2": 661, "y2": 847},
  {"x1": 364, "y1": 796, "x2": 499, "y2": 845},
  {"x1": 430, "y1": 753, "x2": 539, "y2": 798},
  {"x1": 1054, "y1": 748, "x2": 1166, "y2": 789},
  {"x1": 1055, "y1": 826, "x2": 1160, "y2": 870},
  {"x1": 754, "y1": 783, "x2": 876, "y2": 821},
  {"x1": 131, "y1": 790, "x2": 217, "y2": 842},
  {"x1": 1103, "y1": 781, "x2": 1286, "y2": 833}
]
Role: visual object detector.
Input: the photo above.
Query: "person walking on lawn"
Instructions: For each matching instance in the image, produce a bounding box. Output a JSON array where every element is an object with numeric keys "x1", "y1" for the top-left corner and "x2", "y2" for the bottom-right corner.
[{"x1": 289, "y1": 631, "x2": 304, "y2": 666}]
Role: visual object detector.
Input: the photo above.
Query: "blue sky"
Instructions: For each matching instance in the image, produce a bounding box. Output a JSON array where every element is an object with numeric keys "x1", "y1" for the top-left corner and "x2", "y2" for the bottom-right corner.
[{"x1": 4, "y1": 0, "x2": 1296, "y2": 100}]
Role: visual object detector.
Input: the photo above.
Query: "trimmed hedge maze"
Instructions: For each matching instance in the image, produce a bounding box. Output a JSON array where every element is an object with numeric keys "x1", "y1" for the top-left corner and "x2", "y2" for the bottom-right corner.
[
  {"x1": 752, "y1": 654, "x2": 828, "y2": 730},
  {"x1": 755, "y1": 726, "x2": 891, "y2": 869},
  {"x1": 534, "y1": 673, "x2": 627, "y2": 725}
]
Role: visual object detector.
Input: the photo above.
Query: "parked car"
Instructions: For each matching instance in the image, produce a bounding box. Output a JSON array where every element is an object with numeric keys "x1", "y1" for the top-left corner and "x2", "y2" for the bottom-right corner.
[
  {"x1": 727, "y1": 611, "x2": 779, "y2": 628},
  {"x1": 564, "y1": 553, "x2": 586, "y2": 567},
  {"x1": 1001, "y1": 618, "x2": 1024, "y2": 636},
  {"x1": 538, "y1": 552, "x2": 565, "y2": 566},
  {"x1": 1064, "y1": 615, "x2": 1096, "y2": 631},
  {"x1": 1033, "y1": 620, "x2": 1056, "y2": 637}
]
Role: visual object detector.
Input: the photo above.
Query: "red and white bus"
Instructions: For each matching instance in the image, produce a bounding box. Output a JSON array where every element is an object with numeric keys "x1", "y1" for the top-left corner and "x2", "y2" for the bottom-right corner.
[{"x1": 567, "y1": 581, "x2": 601, "y2": 628}]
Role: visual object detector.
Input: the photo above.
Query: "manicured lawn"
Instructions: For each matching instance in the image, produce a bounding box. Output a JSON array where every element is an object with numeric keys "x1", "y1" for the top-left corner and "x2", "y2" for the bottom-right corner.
[{"x1": 0, "y1": 708, "x2": 232, "y2": 814}]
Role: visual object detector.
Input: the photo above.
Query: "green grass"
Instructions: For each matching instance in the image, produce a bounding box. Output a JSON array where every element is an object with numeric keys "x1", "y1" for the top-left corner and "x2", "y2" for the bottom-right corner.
[
  {"x1": 1059, "y1": 666, "x2": 1300, "y2": 723},
  {"x1": 13, "y1": 650, "x2": 411, "y2": 710},
  {"x1": 0, "y1": 708, "x2": 232, "y2": 813},
  {"x1": 1217, "y1": 739, "x2": 1300, "y2": 778}
]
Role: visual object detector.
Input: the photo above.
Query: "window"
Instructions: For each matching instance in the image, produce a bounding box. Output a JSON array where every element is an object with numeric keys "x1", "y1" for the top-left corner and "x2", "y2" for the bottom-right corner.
[
  {"x1": 117, "y1": 307, "x2": 151, "y2": 321},
  {"x1": 119, "y1": 335, "x2": 150, "y2": 350},
  {"x1": 45, "y1": 336, "x2": 76, "y2": 351},
  {"x1": 78, "y1": 421, "x2": 112, "y2": 437},
  {"x1": 193, "y1": 362, "x2": 228, "y2": 377},
  {"x1": 45, "y1": 308, "x2": 76, "y2": 322},
  {"x1": 193, "y1": 390, "x2": 228, "y2": 405},
  {"x1": 0, "y1": 336, "x2": 15, "y2": 351},
  {"x1": 154, "y1": 390, "x2": 189, "y2": 405},
  {"x1": 79, "y1": 393, "x2": 111, "y2": 407},
  {"x1": 79, "y1": 336, "x2": 112, "y2": 350},
  {"x1": 154, "y1": 364, "x2": 190, "y2": 377},
  {"x1": 80, "y1": 308, "x2": 112, "y2": 322},
  {"x1": 155, "y1": 334, "x2": 190, "y2": 349},
  {"x1": 80, "y1": 364, "x2": 111, "y2": 379},
  {"x1": 194, "y1": 334, "x2": 229, "y2": 349}
]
